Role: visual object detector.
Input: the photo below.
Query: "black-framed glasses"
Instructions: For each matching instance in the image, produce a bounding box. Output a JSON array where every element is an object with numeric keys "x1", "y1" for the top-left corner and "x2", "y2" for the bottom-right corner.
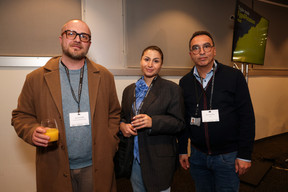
[
  {"x1": 191, "y1": 43, "x2": 213, "y2": 55},
  {"x1": 61, "y1": 30, "x2": 91, "y2": 42}
]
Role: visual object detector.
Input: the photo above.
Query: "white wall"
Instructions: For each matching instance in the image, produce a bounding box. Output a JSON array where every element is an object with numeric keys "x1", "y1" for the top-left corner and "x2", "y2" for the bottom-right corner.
[
  {"x1": 0, "y1": 68, "x2": 36, "y2": 192},
  {"x1": 249, "y1": 77, "x2": 288, "y2": 139},
  {"x1": 1, "y1": 0, "x2": 288, "y2": 191}
]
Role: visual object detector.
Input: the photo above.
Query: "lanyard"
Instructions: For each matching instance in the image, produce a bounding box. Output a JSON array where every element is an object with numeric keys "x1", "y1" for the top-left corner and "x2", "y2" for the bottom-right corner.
[
  {"x1": 61, "y1": 61, "x2": 85, "y2": 114},
  {"x1": 133, "y1": 76, "x2": 157, "y2": 116},
  {"x1": 194, "y1": 65, "x2": 216, "y2": 115}
]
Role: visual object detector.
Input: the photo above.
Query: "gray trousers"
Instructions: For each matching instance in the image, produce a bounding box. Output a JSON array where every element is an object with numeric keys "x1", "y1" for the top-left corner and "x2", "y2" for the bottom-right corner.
[{"x1": 70, "y1": 165, "x2": 93, "y2": 192}]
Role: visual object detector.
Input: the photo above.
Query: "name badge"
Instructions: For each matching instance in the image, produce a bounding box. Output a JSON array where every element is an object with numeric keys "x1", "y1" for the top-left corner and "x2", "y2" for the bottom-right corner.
[
  {"x1": 69, "y1": 112, "x2": 90, "y2": 127},
  {"x1": 190, "y1": 117, "x2": 201, "y2": 126},
  {"x1": 201, "y1": 109, "x2": 220, "y2": 122}
]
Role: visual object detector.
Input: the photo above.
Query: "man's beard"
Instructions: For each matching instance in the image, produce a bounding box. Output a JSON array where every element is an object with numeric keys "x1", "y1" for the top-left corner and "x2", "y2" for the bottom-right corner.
[
  {"x1": 62, "y1": 43, "x2": 88, "y2": 60},
  {"x1": 62, "y1": 49, "x2": 87, "y2": 60}
]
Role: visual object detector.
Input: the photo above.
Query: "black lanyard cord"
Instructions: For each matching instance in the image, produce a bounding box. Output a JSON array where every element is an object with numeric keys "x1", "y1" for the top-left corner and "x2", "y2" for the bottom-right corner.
[
  {"x1": 193, "y1": 77, "x2": 203, "y2": 116},
  {"x1": 193, "y1": 65, "x2": 216, "y2": 115},
  {"x1": 61, "y1": 61, "x2": 84, "y2": 114},
  {"x1": 209, "y1": 67, "x2": 216, "y2": 110}
]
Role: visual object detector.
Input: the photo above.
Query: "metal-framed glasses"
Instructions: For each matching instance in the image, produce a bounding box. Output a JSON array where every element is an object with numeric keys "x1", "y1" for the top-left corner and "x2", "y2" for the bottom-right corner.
[
  {"x1": 191, "y1": 43, "x2": 213, "y2": 55},
  {"x1": 62, "y1": 30, "x2": 91, "y2": 42}
]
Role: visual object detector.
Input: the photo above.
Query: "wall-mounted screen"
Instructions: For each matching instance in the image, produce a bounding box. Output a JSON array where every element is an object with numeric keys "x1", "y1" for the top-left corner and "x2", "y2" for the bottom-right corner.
[{"x1": 232, "y1": 1, "x2": 269, "y2": 65}]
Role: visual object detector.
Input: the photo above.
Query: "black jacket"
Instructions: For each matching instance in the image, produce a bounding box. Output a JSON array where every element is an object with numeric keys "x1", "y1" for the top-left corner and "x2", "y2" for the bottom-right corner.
[
  {"x1": 118, "y1": 76, "x2": 185, "y2": 192},
  {"x1": 178, "y1": 61, "x2": 255, "y2": 160}
]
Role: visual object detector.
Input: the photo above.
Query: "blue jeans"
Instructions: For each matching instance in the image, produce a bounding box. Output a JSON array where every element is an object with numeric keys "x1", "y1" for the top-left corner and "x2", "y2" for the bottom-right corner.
[
  {"x1": 189, "y1": 146, "x2": 239, "y2": 192},
  {"x1": 130, "y1": 159, "x2": 171, "y2": 192}
]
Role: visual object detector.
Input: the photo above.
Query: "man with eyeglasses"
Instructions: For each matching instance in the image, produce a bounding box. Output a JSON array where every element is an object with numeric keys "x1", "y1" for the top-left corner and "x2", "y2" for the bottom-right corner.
[
  {"x1": 178, "y1": 31, "x2": 255, "y2": 192},
  {"x1": 12, "y1": 19, "x2": 120, "y2": 192}
]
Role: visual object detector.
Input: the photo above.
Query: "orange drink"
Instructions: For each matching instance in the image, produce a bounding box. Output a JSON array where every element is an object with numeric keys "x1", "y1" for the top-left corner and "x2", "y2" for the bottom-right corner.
[{"x1": 45, "y1": 128, "x2": 59, "y2": 142}]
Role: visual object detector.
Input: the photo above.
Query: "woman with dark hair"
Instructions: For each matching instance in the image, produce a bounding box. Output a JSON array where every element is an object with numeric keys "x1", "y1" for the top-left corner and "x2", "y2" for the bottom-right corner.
[{"x1": 119, "y1": 45, "x2": 185, "y2": 191}]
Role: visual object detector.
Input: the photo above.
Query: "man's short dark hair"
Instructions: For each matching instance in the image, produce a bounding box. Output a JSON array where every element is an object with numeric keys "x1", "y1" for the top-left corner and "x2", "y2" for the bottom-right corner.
[{"x1": 189, "y1": 31, "x2": 215, "y2": 51}]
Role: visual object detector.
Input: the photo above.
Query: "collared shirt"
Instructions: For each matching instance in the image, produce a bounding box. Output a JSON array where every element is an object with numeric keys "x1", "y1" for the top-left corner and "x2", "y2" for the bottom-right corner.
[{"x1": 193, "y1": 61, "x2": 217, "y2": 89}]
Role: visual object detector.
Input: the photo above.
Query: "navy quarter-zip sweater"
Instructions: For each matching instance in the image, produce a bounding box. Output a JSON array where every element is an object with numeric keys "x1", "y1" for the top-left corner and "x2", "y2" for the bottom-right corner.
[{"x1": 178, "y1": 61, "x2": 255, "y2": 160}]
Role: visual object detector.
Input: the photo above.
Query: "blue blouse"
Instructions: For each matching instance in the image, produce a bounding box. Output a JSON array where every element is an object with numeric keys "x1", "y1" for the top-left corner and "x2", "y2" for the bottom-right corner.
[{"x1": 133, "y1": 76, "x2": 149, "y2": 162}]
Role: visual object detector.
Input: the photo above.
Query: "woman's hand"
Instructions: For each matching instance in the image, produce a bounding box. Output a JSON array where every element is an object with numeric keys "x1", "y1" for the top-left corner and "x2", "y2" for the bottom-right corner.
[
  {"x1": 131, "y1": 114, "x2": 152, "y2": 130},
  {"x1": 120, "y1": 122, "x2": 137, "y2": 137}
]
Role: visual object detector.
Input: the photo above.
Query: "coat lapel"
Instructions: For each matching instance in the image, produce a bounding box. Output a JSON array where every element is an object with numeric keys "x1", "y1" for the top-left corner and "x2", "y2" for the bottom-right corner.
[
  {"x1": 140, "y1": 77, "x2": 161, "y2": 114},
  {"x1": 87, "y1": 59, "x2": 100, "y2": 120},
  {"x1": 44, "y1": 57, "x2": 63, "y2": 117}
]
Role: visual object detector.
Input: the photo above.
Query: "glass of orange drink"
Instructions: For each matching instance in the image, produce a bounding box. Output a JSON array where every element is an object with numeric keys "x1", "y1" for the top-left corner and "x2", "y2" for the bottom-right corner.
[{"x1": 41, "y1": 118, "x2": 59, "y2": 143}]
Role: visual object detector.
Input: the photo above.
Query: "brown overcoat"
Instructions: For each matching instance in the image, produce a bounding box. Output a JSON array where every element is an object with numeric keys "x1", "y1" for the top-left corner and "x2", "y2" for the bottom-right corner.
[{"x1": 12, "y1": 56, "x2": 120, "y2": 192}]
